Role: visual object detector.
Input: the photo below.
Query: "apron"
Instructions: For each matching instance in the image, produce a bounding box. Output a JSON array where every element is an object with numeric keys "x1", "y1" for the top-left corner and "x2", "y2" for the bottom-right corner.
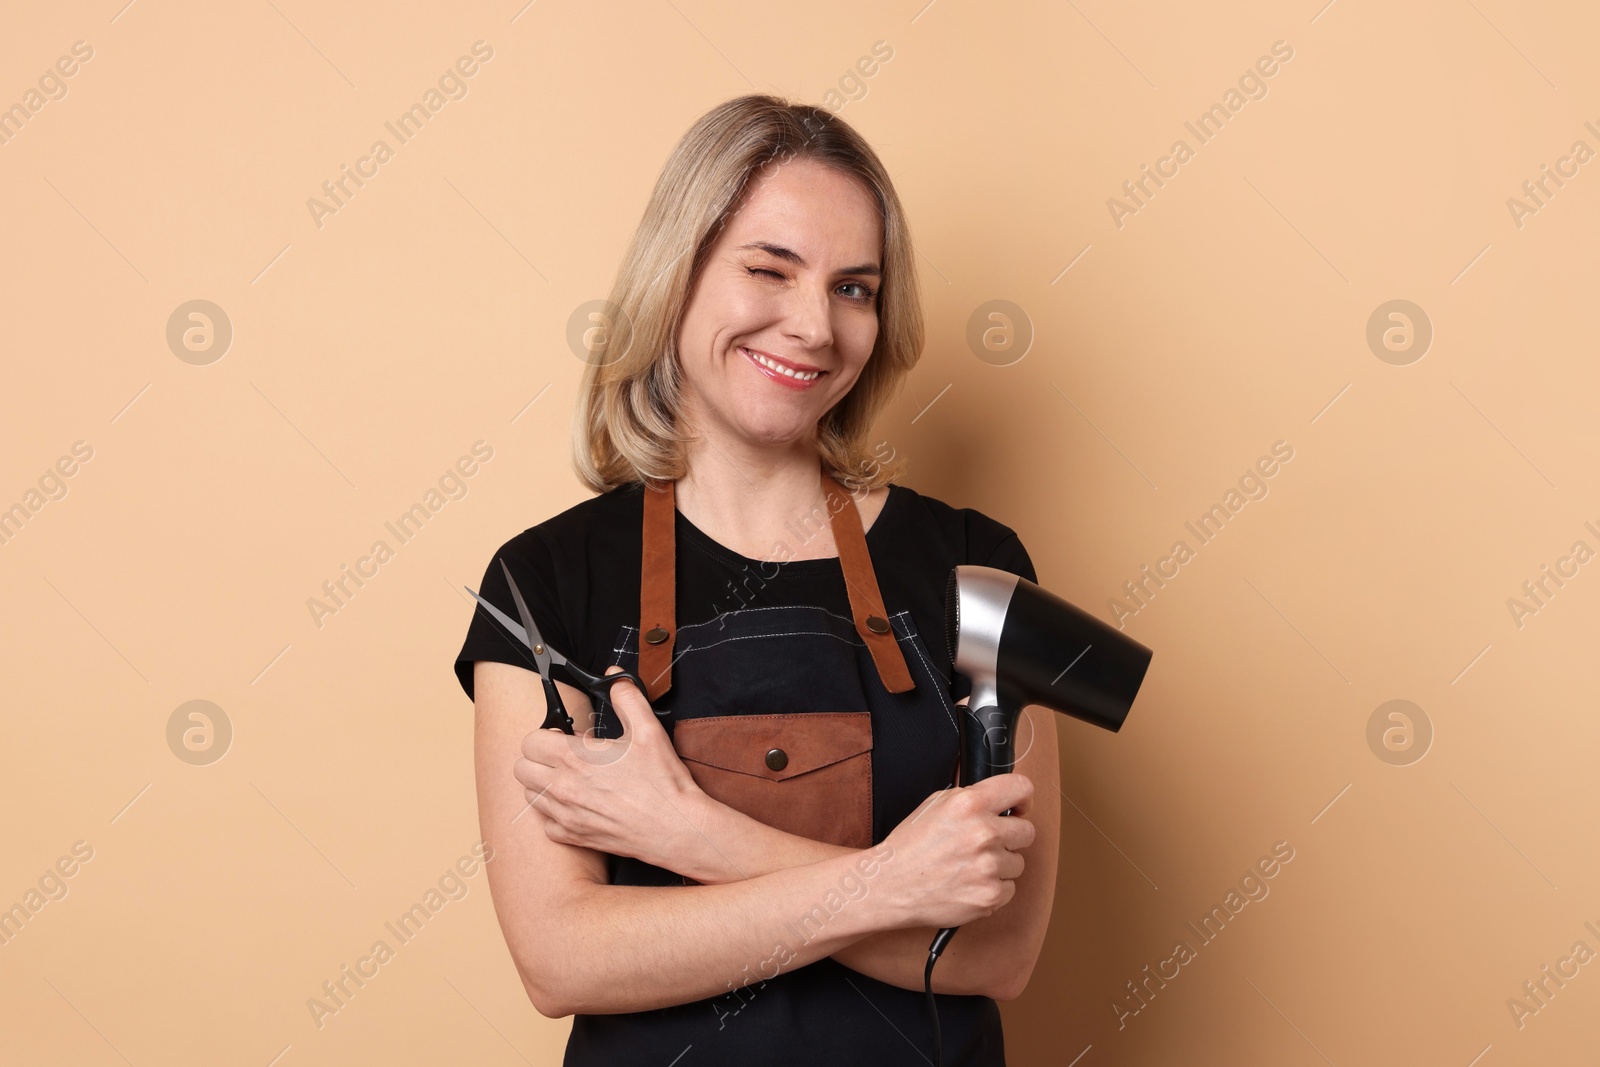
[{"x1": 566, "y1": 471, "x2": 1003, "y2": 1066}]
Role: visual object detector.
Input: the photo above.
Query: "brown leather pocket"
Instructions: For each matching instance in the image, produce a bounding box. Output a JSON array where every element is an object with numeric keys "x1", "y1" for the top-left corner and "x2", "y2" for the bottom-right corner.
[{"x1": 673, "y1": 712, "x2": 873, "y2": 854}]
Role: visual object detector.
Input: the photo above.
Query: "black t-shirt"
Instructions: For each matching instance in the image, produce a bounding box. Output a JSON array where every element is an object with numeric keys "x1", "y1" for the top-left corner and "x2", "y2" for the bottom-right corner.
[
  {"x1": 454, "y1": 480, "x2": 1034, "y2": 706},
  {"x1": 452, "y1": 479, "x2": 1036, "y2": 1065}
]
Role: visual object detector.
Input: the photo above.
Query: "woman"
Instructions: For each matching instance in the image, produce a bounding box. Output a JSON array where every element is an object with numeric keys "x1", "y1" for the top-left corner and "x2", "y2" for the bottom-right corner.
[{"x1": 453, "y1": 94, "x2": 1059, "y2": 1066}]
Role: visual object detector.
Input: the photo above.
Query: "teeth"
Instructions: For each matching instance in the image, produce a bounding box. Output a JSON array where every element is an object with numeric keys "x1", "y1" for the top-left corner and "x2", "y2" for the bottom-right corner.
[{"x1": 745, "y1": 348, "x2": 820, "y2": 381}]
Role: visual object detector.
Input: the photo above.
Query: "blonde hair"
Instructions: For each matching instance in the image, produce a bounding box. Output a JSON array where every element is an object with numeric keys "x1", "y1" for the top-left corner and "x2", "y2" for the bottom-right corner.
[{"x1": 571, "y1": 93, "x2": 923, "y2": 494}]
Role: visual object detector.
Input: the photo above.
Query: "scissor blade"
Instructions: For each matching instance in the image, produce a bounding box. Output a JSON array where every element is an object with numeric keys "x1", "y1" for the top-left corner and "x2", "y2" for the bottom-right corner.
[
  {"x1": 499, "y1": 559, "x2": 554, "y2": 678},
  {"x1": 464, "y1": 586, "x2": 529, "y2": 647}
]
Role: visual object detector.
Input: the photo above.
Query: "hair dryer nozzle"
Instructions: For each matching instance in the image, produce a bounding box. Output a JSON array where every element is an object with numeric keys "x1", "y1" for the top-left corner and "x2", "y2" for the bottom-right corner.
[{"x1": 945, "y1": 565, "x2": 1152, "y2": 735}]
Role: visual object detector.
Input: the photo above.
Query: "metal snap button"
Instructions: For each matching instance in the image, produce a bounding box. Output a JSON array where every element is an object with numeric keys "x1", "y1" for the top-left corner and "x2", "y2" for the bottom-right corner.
[
  {"x1": 644, "y1": 626, "x2": 670, "y2": 644},
  {"x1": 865, "y1": 615, "x2": 890, "y2": 634},
  {"x1": 765, "y1": 748, "x2": 788, "y2": 771}
]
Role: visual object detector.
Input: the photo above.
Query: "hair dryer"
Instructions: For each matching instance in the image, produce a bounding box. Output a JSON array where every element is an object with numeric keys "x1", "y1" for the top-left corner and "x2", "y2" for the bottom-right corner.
[
  {"x1": 922, "y1": 565, "x2": 1154, "y2": 1066},
  {"x1": 943, "y1": 564, "x2": 1151, "y2": 790}
]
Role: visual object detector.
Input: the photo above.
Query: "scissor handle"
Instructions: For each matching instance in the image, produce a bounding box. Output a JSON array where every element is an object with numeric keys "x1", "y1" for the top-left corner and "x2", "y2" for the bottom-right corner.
[
  {"x1": 538, "y1": 674, "x2": 575, "y2": 735},
  {"x1": 558, "y1": 657, "x2": 645, "y2": 701},
  {"x1": 553, "y1": 659, "x2": 646, "y2": 735},
  {"x1": 544, "y1": 661, "x2": 648, "y2": 737},
  {"x1": 591, "y1": 664, "x2": 646, "y2": 696},
  {"x1": 586, "y1": 666, "x2": 649, "y2": 738}
]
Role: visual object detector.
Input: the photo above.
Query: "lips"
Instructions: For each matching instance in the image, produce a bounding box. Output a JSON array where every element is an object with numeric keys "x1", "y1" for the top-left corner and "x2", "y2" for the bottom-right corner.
[{"x1": 740, "y1": 346, "x2": 827, "y2": 390}]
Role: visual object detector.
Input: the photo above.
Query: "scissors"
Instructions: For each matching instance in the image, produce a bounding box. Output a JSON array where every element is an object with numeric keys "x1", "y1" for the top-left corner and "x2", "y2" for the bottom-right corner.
[{"x1": 463, "y1": 558, "x2": 647, "y2": 736}]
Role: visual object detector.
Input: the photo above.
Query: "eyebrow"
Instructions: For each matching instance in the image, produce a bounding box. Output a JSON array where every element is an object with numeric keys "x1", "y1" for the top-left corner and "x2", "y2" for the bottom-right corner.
[{"x1": 736, "y1": 241, "x2": 881, "y2": 277}]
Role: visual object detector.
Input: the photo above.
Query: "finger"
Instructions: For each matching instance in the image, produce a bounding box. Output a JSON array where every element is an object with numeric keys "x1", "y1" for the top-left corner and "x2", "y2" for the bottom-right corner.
[
  {"x1": 1000, "y1": 814, "x2": 1036, "y2": 852},
  {"x1": 997, "y1": 851, "x2": 1026, "y2": 880},
  {"x1": 602, "y1": 665, "x2": 665, "y2": 739},
  {"x1": 521, "y1": 777, "x2": 565, "y2": 819},
  {"x1": 520, "y1": 729, "x2": 568, "y2": 766},
  {"x1": 512, "y1": 756, "x2": 552, "y2": 795},
  {"x1": 968, "y1": 772, "x2": 1034, "y2": 814},
  {"x1": 1006, "y1": 787, "x2": 1033, "y2": 818}
]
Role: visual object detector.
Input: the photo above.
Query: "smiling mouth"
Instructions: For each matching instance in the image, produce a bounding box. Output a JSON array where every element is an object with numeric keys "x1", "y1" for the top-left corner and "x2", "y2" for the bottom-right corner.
[{"x1": 740, "y1": 346, "x2": 826, "y2": 385}]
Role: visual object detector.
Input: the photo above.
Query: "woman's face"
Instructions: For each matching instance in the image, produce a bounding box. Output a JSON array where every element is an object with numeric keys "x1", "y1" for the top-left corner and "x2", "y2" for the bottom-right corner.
[{"x1": 675, "y1": 157, "x2": 883, "y2": 452}]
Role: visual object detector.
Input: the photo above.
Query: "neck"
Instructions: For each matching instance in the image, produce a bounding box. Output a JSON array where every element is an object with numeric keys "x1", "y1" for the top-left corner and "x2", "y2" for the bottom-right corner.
[{"x1": 675, "y1": 425, "x2": 842, "y2": 564}]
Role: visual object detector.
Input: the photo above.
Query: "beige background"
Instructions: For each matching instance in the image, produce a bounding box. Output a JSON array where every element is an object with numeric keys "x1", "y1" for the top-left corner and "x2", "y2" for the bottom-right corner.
[{"x1": 3, "y1": 0, "x2": 1596, "y2": 1063}]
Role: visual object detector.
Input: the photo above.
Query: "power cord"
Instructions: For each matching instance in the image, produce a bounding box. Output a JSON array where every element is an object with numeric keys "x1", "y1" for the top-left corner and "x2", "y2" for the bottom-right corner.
[
  {"x1": 924, "y1": 769, "x2": 962, "y2": 1065},
  {"x1": 924, "y1": 926, "x2": 957, "y2": 1067},
  {"x1": 923, "y1": 779, "x2": 1012, "y2": 1066}
]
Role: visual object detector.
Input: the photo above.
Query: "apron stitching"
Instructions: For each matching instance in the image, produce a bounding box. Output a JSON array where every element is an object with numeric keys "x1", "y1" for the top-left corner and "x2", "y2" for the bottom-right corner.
[
  {"x1": 612, "y1": 606, "x2": 862, "y2": 651},
  {"x1": 682, "y1": 602, "x2": 862, "y2": 635},
  {"x1": 615, "y1": 613, "x2": 958, "y2": 734},
  {"x1": 646, "y1": 628, "x2": 868, "y2": 658},
  {"x1": 892, "y1": 613, "x2": 960, "y2": 735},
  {"x1": 617, "y1": 612, "x2": 952, "y2": 702},
  {"x1": 889, "y1": 608, "x2": 950, "y2": 683}
]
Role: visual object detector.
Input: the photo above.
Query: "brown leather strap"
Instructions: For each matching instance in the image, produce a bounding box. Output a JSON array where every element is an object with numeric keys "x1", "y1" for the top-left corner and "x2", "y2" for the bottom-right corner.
[
  {"x1": 638, "y1": 472, "x2": 915, "y2": 699},
  {"x1": 639, "y1": 479, "x2": 677, "y2": 701},
  {"x1": 821, "y1": 475, "x2": 916, "y2": 693}
]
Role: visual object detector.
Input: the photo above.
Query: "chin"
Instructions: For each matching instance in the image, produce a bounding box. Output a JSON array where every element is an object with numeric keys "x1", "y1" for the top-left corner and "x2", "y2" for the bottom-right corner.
[
  {"x1": 732, "y1": 407, "x2": 816, "y2": 445},
  {"x1": 729, "y1": 388, "x2": 818, "y2": 425},
  {"x1": 741, "y1": 422, "x2": 814, "y2": 447}
]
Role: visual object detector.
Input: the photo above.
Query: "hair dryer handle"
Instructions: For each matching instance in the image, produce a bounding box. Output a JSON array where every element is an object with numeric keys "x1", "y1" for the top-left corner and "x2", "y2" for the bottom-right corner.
[
  {"x1": 959, "y1": 702, "x2": 1019, "y2": 788},
  {"x1": 931, "y1": 699, "x2": 1023, "y2": 962}
]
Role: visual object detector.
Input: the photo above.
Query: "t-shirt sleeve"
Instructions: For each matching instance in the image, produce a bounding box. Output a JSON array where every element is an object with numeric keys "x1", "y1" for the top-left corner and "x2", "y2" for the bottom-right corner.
[
  {"x1": 452, "y1": 531, "x2": 575, "y2": 703},
  {"x1": 982, "y1": 531, "x2": 1036, "y2": 585},
  {"x1": 949, "y1": 529, "x2": 1037, "y2": 705}
]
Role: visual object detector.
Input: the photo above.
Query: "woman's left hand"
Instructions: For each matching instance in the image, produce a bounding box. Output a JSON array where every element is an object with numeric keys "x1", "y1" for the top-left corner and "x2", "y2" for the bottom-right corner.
[{"x1": 512, "y1": 666, "x2": 712, "y2": 874}]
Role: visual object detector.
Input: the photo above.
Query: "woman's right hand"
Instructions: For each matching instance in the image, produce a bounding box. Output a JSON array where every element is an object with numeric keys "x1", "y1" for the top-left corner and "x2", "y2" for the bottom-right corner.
[{"x1": 874, "y1": 773, "x2": 1037, "y2": 930}]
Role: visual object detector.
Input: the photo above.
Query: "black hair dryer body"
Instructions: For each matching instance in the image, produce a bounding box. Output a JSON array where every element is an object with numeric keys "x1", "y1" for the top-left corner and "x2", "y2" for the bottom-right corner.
[
  {"x1": 930, "y1": 565, "x2": 1153, "y2": 956},
  {"x1": 944, "y1": 564, "x2": 1153, "y2": 786}
]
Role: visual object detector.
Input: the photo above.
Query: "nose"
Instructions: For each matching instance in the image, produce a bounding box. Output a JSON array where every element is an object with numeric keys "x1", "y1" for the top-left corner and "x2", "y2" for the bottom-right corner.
[{"x1": 781, "y1": 279, "x2": 833, "y2": 352}]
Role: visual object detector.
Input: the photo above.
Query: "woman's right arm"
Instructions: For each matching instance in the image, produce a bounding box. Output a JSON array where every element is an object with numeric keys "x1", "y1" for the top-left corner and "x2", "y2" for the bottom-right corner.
[{"x1": 472, "y1": 659, "x2": 916, "y2": 1018}]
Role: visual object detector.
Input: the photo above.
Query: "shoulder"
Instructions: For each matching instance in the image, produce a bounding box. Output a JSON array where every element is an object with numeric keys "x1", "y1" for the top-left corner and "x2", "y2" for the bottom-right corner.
[
  {"x1": 458, "y1": 484, "x2": 644, "y2": 691},
  {"x1": 493, "y1": 482, "x2": 644, "y2": 560},
  {"x1": 885, "y1": 483, "x2": 1033, "y2": 576}
]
